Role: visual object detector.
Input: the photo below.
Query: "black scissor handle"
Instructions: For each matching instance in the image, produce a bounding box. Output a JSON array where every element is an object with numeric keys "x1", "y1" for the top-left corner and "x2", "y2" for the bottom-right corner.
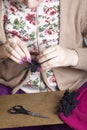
[
  {"x1": 8, "y1": 105, "x2": 28, "y2": 114},
  {"x1": 8, "y1": 105, "x2": 49, "y2": 118}
]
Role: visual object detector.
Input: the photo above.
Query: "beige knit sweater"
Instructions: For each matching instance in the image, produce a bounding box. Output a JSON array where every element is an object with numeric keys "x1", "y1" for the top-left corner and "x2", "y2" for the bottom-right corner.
[{"x1": 0, "y1": 0, "x2": 87, "y2": 94}]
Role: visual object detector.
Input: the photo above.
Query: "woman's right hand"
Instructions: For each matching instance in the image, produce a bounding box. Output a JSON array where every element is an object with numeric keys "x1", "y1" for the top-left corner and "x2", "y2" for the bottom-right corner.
[{"x1": 0, "y1": 36, "x2": 31, "y2": 64}]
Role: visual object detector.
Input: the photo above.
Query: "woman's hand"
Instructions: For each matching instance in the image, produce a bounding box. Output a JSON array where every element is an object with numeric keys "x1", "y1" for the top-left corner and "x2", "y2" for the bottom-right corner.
[
  {"x1": 37, "y1": 45, "x2": 78, "y2": 69},
  {"x1": 0, "y1": 36, "x2": 31, "y2": 64}
]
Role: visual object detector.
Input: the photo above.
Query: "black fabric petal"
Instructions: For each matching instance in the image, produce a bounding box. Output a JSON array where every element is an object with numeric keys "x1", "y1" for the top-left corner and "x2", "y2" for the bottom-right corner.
[
  {"x1": 25, "y1": 59, "x2": 41, "y2": 72},
  {"x1": 57, "y1": 90, "x2": 79, "y2": 117}
]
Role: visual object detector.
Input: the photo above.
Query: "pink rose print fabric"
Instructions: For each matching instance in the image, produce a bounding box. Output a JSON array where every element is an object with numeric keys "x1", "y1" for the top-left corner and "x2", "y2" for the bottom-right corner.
[{"x1": 3, "y1": 0, "x2": 60, "y2": 93}]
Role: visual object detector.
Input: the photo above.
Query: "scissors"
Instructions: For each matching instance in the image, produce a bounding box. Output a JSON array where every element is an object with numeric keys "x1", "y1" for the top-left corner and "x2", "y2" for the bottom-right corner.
[{"x1": 8, "y1": 105, "x2": 49, "y2": 119}]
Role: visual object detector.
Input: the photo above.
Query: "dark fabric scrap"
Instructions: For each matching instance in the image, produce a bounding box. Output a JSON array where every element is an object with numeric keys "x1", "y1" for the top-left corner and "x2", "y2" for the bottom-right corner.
[{"x1": 57, "y1": 90, "x2": 78, "y2": 117}]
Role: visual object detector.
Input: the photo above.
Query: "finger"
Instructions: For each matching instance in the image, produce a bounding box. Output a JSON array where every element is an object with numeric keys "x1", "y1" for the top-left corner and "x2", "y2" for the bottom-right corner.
[
  {"x1": 17, "y1": 38, "x2": 31, "y2": 61},
  {"x1": 10, "y1": 55, "x2": 23, "y2": 64},
  {"x1": 37, "y1": 45, "x2": 56, "y2": 59},
  {"x1": 38, "y1": 51, "x2": 58, "y2": 63},
  {"x1": 10, "y1": 38, "x2": 26, "y2": 59},
  {"x1": 6, "y1": 44, "x2": 22, "y2": 61},
  {"x1": 41, "y1": 56, "x2": 60, "y2": 69},
  {"x1": 6, "y1": 50, "x2": 23, "y2": 64}
]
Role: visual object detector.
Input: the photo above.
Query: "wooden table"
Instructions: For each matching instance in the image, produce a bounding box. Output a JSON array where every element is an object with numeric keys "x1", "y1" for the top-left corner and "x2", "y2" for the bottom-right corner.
[{"x1": 0, "y1": 91, "x2": 64, "y2": 129}]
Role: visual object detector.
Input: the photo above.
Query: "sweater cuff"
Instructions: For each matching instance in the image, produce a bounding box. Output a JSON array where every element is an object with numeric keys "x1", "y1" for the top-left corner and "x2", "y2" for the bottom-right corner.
[{"x1": 73, "y1": 48, "x2": 87, "y2": 71}]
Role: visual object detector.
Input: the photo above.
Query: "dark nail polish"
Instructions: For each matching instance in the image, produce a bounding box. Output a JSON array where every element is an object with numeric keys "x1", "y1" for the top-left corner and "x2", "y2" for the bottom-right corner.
[
  {"x1": 37, "y1": 67, "x2": 42, "y2": 71},
  {"x1": 20, "y1": 61, "x2": 23, "y2": 64},
  {"x1": 22, "y1": 57, "x2": 26, "y2": 61},
  {"x1": 28, "y1": 58, "x2": 32, "y2": 63}
]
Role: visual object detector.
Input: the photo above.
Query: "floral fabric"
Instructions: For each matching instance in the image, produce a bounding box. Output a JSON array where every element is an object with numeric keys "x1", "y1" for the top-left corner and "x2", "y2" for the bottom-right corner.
[{"x1": 3, "y1": 0, "x2": 60, "y2": 93}]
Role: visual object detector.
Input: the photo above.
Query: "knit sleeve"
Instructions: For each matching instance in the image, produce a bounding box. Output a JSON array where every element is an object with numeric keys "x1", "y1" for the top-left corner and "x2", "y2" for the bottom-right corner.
[
  {"x1": 73, "y1": 0, "x2": 87, "y2": 71},
  {"x1": 80, "y1": 0, "x2": 87, "y2": 38}
]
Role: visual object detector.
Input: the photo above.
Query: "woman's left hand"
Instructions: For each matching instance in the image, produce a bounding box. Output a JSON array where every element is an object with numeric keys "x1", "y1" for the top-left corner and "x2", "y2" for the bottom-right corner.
[{"x1": 37, "y1": 45, "x2": 78, "y2": 70}]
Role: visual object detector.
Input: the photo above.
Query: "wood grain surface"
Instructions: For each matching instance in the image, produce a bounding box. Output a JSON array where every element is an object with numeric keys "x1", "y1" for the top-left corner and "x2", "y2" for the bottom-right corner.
[{"x1": 0, "y1": 91, "x2": 64, "y2": 129}]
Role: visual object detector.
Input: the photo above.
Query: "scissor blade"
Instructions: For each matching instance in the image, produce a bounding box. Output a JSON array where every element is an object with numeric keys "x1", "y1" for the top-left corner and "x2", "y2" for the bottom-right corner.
[{"x1": 27, "y1": 111, "x2": 49, "y2": 119}]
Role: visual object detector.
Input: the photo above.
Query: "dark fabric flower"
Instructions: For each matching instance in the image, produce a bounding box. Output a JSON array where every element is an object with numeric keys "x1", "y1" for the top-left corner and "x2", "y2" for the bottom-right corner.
[
  {"x1": 25, "y1": 59, "x2": 41, "y2": 73},
  {"x1": 57, "y1": 90, "x2": 79, "y2": 117}
]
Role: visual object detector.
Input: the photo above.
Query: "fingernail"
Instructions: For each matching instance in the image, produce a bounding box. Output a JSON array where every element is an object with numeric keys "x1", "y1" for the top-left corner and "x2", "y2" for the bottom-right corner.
[
  {"x1": 22, "y1": 57, "x2": 26, "y2": 61},
  {"x1": 37, "y1": 67, "x2": 42, "y2": 71},
  {"x1": 20, "y1": 61, "x2": 24, "y2": 64},
  {"x1": 28, "y1": 58, "x2": 32, "y2": 63}
]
